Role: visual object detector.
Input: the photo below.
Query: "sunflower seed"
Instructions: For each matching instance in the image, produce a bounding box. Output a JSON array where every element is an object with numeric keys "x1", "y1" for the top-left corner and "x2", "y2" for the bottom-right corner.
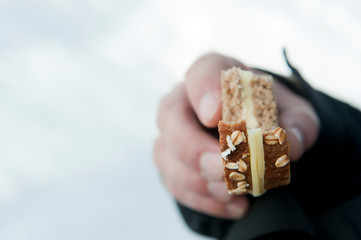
[
  {"x1": 238, "y1": 160, "x2": 247, "y2": 172},
  {"x1": 265, "y1": 139, "x2": 279, "y2": 145},
  {"x1": 225, "y1": 162, "x2": 238, "y2": 169},
  {"x1": 221, "y1": 149, "x2": 231, "y2": 160},
  {"x1": 275, "y1": 155, "x2": 289, "y2": 168},
  {"x1": 228, "y1": 187, "x2": 247, "y2": 195},
  {"x1": 274, "y1": 127, "x2": 283, "y2": 139},
  {"x1": 231, "y1": 131, "x2": 244, "y2": 146},
  {"x1": 227, "y1": 135, "x2": 236, "y2": 151},
  {"x1": 229, "y1": 172, "x2": 245, "y2": 181},
  {"x1": 237, "y1": 181, "x2": 249, "y2": 188},
  {"x1": 279, "y1": 130, "x2": 286, "y2": 145}
]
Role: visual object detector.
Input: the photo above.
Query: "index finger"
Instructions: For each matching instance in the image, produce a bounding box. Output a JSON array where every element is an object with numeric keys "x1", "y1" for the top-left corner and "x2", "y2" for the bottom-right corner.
[{"x1": 185, "y1": 53, "x2": 250, "y2": 128}]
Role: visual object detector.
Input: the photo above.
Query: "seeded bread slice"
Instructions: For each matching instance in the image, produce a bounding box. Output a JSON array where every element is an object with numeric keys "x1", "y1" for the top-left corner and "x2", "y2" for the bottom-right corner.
[
  {"x1": 219, "y1": 67, "x2": 290, "y2": 197},
  {"x1": 219, "y1": 120, "x2": 252, "y2": 194}
]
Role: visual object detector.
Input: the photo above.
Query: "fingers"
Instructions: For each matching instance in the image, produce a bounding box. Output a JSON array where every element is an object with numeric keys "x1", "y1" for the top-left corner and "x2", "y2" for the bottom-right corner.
[
  {"x1": 185, "y1": 53, "x2": 250, "y2": 127},
  {"x1": 154, "y1": 136, "x2": 249, "y2": 219},
  {"x1": 164, "y1": 177, "x2": 249, "y2": 219},
  {"x1": 154, "y1": 136, "x2": 230, "y2": 202},
  {"x1": 199, "y1": 151, "x2": 224, "y2": 181},
  {"x1": 157, "y1": 82, "x2": 219, "y2": 171},
  {"x1": 155, "y1": 81, "x2": 250, "y2": 219},
  {"x1": 153, "y1": 137, "x2": 209, "y2": 196},
  {"x1": 275, "y1": 81, "x2": 320, "y2": 161}
]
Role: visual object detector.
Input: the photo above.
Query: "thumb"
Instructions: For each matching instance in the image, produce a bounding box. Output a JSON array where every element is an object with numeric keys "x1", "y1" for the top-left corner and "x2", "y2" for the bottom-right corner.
[
  {"x1": 185, "y1": 53, "x2": 249, "y2": 127},
  {"x1": 275, "y1": 81, "x2": 320, "y2": 161}
]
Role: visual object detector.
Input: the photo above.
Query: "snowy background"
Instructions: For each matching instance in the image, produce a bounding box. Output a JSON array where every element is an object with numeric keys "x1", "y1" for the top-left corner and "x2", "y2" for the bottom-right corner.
[{"x1": 0, "y1": 0, "x2": 360, "y2": 239}]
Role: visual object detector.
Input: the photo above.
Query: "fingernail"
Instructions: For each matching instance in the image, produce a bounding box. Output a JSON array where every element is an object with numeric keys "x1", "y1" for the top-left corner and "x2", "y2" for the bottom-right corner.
[
  {"x1": 199, "y1": 93, "x2": 220, "y2": 123},
  {"x1": 207, "y1": 181, "x2": 231, "y2": 202},
  {"x1": 227, "y1": 202, "x2": 245, "y2": 218},
  {"x1": 288, "y1": 127, "x2": 304, "y2": 161},
  {"x1": 290, "y1": 127, "x2": 303, "y2": 151},
  {"x1": 200, "y1": 152, "x2": 223, "y2": 180}
]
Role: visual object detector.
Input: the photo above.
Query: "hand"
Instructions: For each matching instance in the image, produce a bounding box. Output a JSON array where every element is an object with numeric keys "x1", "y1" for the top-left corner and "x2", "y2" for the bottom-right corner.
[{"x1": 154, "y1": 53, "x2": 319, "y2": 219}]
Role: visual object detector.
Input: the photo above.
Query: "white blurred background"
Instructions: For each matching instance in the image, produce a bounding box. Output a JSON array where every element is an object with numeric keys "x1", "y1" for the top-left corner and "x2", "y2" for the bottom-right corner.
[{"x1": 0, "y1": 0, "x2": 360, "y2": 239}]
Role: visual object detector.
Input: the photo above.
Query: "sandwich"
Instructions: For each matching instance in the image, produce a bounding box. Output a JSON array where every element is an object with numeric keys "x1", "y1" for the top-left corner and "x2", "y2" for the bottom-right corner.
[{"x1": 219, "y1": 67, "x2": 290, "y2": 197}]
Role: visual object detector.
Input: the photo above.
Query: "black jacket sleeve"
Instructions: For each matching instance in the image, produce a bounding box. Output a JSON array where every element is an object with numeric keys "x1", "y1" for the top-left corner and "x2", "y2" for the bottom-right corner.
[
  {"x1": 177, "y1": 51, "x2": 361, "y2": 240},
  {"x1": 266, "y1": 52, "x2": 361, "y2": 218}
]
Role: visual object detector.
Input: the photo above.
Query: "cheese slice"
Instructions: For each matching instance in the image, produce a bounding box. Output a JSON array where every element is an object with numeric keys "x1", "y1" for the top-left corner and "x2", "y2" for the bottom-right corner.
[
  {"x1": 239, "y1": 71, "x2": 265, "y2": 197},
  {"x1": 239, "y1": 70, "x2": 265, "y2": 196},
  {"x1": 248, "y1": 128, "x2": 265, "y2": 197},
  {"x1": 239, "y1": 70, "x2": 259, "y2": 128}
]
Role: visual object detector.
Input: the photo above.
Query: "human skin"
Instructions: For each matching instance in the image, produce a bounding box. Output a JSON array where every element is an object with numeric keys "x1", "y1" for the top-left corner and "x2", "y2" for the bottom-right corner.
[{"x1": 154, "y1": 53, "x2": 320, "y2": 219}]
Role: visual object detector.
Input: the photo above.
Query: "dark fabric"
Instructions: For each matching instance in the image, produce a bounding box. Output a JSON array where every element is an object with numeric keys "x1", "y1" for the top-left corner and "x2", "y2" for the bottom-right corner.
[
  {"x1": 177, "y1": 52, "x2": 361, "y2": 240},
  {"x1": 262, "y1": 50, "x2": 361, "y2": 218},
  {"x1": 313, "y1": 194, "x2": 361, "y2": 240},
  {"x1": 222, "y1": 189, "x2": 314, "y2": 240},
  {"x1": 177, "y1": 203, "x2": 234, "y2": 239}
]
